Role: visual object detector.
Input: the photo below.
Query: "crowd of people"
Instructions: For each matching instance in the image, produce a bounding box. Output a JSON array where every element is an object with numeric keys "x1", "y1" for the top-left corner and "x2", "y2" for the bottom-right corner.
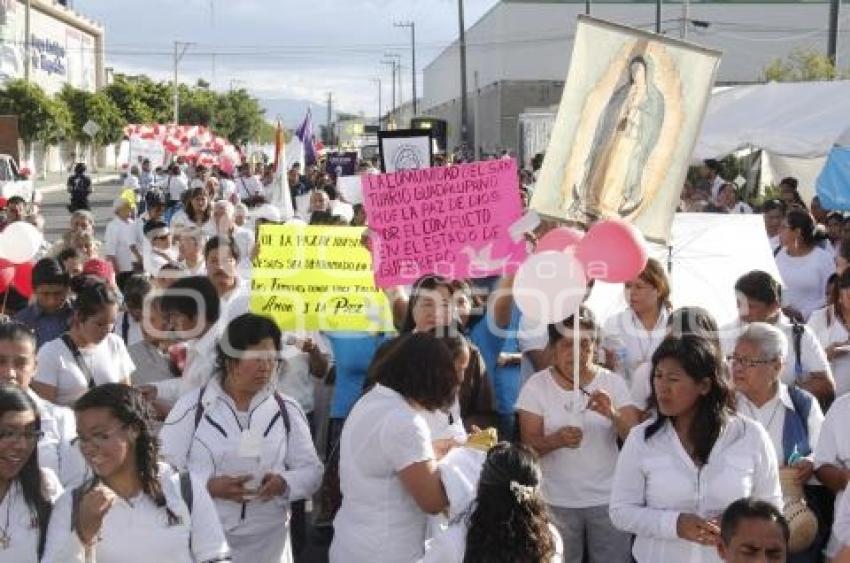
[{"x1": 0, "y1": 151, "x2": 849, "y2": 563}]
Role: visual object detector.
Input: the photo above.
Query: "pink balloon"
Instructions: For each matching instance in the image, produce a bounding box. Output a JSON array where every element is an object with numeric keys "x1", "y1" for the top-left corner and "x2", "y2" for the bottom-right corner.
[
  {"x1": 575, "y1": 219, "x2": 648, "y2": 283},
  {"x1": 535, "y1": 227, "x2": 584, "y2": 254},
  {"x1": 514, "y1": 251, "x2": 587, "y2": 324}
]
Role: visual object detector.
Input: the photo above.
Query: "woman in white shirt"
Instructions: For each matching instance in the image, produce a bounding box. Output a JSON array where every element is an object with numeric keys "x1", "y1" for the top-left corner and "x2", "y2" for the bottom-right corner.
[
  {"x1": 809, "y1": 269, "x2": 850, "y2": 398},
  {"x1": 172, "y1": 187, "x2": 213, "y2": 233},
  {"x1": 160, "y1": 313, "x2": 323, "y2": 563},
  {"x1": 517, "y1": 307, "x2": 640, "y2": 563},
  {"x1": 420, "y1": 442, "x2": 562, "y2": 563},
  {"x1": 330, "y1": 332, "x2": 456, "y2": 563},
  {"x1": 31, "y1": 278, "x2": 134, "y2": 407},
  {"x1": 775, "y1": 208, "x2": 835, "y2": 321},
  {"x1": 43, "y1": 384, "x2": 230, "y2": 563},
  {"x1": 610, "y1": 335, "x2": 783, "y2": 563},
  {"x1": 0, "y1": 384, "x2": 59, "y2": 563},
  {"x1": 602, "y1": 258, "x2": 672, "y2": 386}
]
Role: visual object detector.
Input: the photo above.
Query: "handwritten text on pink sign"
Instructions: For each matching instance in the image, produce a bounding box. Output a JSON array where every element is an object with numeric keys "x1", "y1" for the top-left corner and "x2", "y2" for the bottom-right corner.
[{"x1": 362, "y1": 158, "x2": 527, "y2": 287}]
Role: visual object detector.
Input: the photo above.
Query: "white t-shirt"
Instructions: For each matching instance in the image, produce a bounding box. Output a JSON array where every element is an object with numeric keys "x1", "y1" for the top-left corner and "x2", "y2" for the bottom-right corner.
[
  {"x1": 769, "y1": 233, "x2": 782, "y2": 254},
  {"x1": 330, "y1": 384, "x2": 436, "y2": 563},
  {"x1": 808, "y1": 305, "x2": 850, "y2": 398},
  {"x1": 42, "y1": 465, "x2": 230, "y2": 563},
  {"x1": 730, "y1": 201, "x2": 753, "y2": 214},
  {"x1": 219, "y1": 178, "x2": 236, "y2": 201},
  {"x1": 165, "y1": 175, "x2": 188, "y2": 202},
  {"x1": 775, "y1": 246, "x2": 835, "y2": 320},
  {"x1": 1, "y1": 472, "x2": 62, "y2": 563},
  {"x1": 602, "y1": 308, "x2": 670, "y2": 385},
  {"x1": 814, "y1": 394, "x2": 850, "y2": 557},
  {"x1": 169, "y1": 209, "x2": 190, "y2": 231},
  {"x1": 610, "y1": 416, "x2": 782, "y2": 563},
  {"x1": 833, "y1": 482, "x2": 850, "y2": 555},
  {"x1": 235, "y1": 176, "x2": 263, "y2": 200},
  {"x1": 113, "y1": 311, "x2": 144, "y2": 347},
  {"x1": 420, "y1": 520, "x2": 563, "y2": 563},
  {"x1": 516, "y1": 367, "x2": 635, "y2": 508},
  {"x1": 104, "y1": 217, "x2": 137, "y2": 273},
  {"x1": 30, "y1": 390, "x2": 87, "y2": 488},
  {"x1": 34, "y1": 334, "x2": 135, "y2": 406}
]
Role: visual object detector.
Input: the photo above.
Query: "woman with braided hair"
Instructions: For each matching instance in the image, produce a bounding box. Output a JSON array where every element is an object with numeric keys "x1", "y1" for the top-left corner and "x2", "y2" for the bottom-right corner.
[
  {"x1": 42, "y1": 384, "x2": 230, "y2": 562},
  {"x1": 419, "y1": 442, "x2": 562, "y2": 562}
]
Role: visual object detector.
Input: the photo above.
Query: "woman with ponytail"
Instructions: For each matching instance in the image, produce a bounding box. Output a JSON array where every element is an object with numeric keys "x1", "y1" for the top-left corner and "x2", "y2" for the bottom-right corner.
[
  {"x1": 42, "y1": 384, "x2": 230, "y2": 563},
  {"x1": 419, "y1": 442, "x2": 562, "y2": 562},
  {"x1": 31, "y1": 276, "x2": 134, "y2": 406},
  {"x1": 0, "y1": 384, "x2": 59, "y2": 563}
]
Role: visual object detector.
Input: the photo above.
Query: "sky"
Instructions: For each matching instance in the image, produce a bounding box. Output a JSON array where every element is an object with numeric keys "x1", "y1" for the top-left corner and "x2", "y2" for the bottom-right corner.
[{"x1": 75, "y1": 0, "x2": 502, "y2": 117}]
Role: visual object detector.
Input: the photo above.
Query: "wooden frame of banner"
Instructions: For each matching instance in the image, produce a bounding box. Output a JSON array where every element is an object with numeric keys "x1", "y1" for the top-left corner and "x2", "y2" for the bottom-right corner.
[{"x1": 378, "y1": 129, "x2": 433, "y2": 173}]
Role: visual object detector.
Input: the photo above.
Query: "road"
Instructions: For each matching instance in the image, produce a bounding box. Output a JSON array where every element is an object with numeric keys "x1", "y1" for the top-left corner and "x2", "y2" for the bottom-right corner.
[{"x1": 39, "y1": 176, "x2": 124, "y2": 242}]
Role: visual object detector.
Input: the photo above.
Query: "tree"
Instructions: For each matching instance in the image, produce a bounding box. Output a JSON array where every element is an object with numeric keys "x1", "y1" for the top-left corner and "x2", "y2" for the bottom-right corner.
[
  {"x1": 102, "y1": 76, "x2": 154, "y2": 125},
  {"x1": 215, "y1": 88, "x2": 266, "y2": 145},
  {"x1": 59, "y1": 85, "x2": 125, "y2": 148},
  {"x1": 58, "y1": 84, "x2": 92, "y2": 144},
  {"x1": 763, "y1": 48, "x2": 849, "y2": 82},
  {"x1": 0, "y1": 80, "x2": 71, "y2": 150}
]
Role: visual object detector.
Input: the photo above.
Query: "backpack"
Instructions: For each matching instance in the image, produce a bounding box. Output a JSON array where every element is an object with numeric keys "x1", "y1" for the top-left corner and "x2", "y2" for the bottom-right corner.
[{"x1": 192, "y1": 383, "x2": 291, "y2": 438}]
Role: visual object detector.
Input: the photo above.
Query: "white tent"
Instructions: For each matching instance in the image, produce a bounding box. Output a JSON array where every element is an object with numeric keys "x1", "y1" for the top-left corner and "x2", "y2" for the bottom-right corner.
[
  {"x1": 693, "y1": 81, "x2": 850, "y2": 203},
  {"x1": 695, "y1": 80, "x2": 850, "y2": 160},
  {"x1": 585, "y1": 213, "x2": 783, "y2": 329}
]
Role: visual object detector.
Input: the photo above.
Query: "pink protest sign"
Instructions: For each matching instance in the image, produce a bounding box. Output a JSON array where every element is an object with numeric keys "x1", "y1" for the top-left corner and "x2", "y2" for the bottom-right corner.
[{"x1": 362, "y1": 158, "x2": 528, "y2": 287}]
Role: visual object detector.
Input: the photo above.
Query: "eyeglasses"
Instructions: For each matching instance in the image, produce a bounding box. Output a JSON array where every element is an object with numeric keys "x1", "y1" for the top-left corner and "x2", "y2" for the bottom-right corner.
[
  {"x1": 728, "y1": 355, "x2": 775, "y2": 368},
  {"x1": 72, "y1": 424, "x2": 128, "y2": 449},
  {"x1": 0, "y1": 428, "x2": 43, "y2": 444}
]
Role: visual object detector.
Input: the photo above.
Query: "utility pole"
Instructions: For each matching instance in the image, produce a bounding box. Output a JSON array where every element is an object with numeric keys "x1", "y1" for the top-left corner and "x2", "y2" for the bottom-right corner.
[
  {"x1": 173, "y1": 41, "x2": 193, "y2": 125},
  {"x1": 395, "y1": 21, "x2": 417, "y2": 116},
  {"x1": 385, "y1": 52, "x2": 402, "y2": 107},
  {"x1": 828, "y1": 0, "x2": 840, "y2": 67},
  {"x1": 656, "y1": 0, "x2": 662, "y2": 33},
  {"x1": 381, "y1": 59, "x2": 397, "y2": 127},
  {"x1": 681, "y1": 0, "x2": 689, "y2": 39},
  {"x1": 327, "y1": 92, "x2": 333, "y2": 146},
  {"x1": 473, "y1": 71, "x2": 481, "y2": 160},
  {"x1": 24, "y1": 0, "x2": 31, "y2": 82},
  {"x1": 371, "y1": 78, "x2": 382, "y2": 129},
  {"x1": 458, "y1": 0, "x2": 469, "y2": 146},
  {"x1": 585, "y1": 0, "x2": 590, "y2": 15}
]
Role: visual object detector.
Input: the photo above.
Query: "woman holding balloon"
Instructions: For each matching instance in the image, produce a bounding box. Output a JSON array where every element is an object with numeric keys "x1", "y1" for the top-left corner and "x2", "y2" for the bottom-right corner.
[
  {"x1": 600, "y1": 258, "x2": 673, "y2": 386},
  {"x1": 516, "y1": 307, "x2": 639, "y2": 563}
]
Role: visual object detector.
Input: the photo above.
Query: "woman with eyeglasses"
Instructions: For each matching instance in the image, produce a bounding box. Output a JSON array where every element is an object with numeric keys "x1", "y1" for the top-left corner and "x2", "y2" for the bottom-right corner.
[
  {"x1": 610, "y1": 335, "x2": 782, "y2": 563},
  {"x1": 160, "y1": 313, "x2": 323, "y2": 563},
  {"x1": 0, "y1": 383, "x2": 59, "y2": 563},
  {"x1": 42, "y1": 383, "x2": 229, "y2": 563},
  {"x1": 517, "y1": 307, "x2": 640, "y2": 563},
  {"x1": 31, "y1": 277, "x2": 135, "y2": 407}
]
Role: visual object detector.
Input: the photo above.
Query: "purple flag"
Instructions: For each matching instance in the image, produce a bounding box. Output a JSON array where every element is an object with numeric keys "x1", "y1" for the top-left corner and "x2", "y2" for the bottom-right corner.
[{"x1": 295, "y1": 108, "x2": 317, "y2": 166}]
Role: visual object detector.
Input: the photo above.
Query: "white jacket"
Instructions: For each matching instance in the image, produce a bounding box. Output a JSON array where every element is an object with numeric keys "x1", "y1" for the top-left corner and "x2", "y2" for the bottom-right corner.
[
  {"x1": 30, "y1": 390, "x2": 87, "y2": 488},
  {"x1": 159, "y1": 378, "x2": 323, "y2": 536}
]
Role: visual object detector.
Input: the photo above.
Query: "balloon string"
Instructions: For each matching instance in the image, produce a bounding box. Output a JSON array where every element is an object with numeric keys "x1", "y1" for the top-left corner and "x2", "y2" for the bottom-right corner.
[{"x1": 573, "y1": 317, "x2": 580, "y2": 412}]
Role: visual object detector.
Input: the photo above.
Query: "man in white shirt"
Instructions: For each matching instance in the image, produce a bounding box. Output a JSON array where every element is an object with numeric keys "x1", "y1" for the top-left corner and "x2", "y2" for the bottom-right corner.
[
  {"x1": 702, "y1": 158, "x2": 727, "y2": 204},
  {"x1": 717, "y1": 498, "x2": 789, "y2": 563},
  {"x1": 164, "y1": 164, "x2": 188, "y2": 223},
  {"x1": 104, "y1": 197, "x2": 137, "y2": 291},
  {"x1": 724, "y1": 270, "x2": 834, "y2": 408},
  {"x1": 235, "y1": 163, "x2": 265, "y2": 204},
  {"x1": 206, "y1": 200, "x2": 255, "y2": 270}
]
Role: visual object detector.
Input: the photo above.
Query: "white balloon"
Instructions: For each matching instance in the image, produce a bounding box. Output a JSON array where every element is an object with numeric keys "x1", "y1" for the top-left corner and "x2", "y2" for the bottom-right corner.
[
  {"x1": 0, "y1": 222, "x2": 44, "y2": 264},
  {"x1": 514, "y1": 250, "x2": 587, "y2": 324}
]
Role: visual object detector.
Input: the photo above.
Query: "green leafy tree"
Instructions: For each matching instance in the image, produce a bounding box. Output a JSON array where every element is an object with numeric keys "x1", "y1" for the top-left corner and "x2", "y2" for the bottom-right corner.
[
  {"x1": 763, "y1": 48, "x2": 850, "y2": 81},
  {"x1": 215, "y1": 88, "x2": 266, "y2": 145},
  {"x1": 102, "y1": 76, "x2": 154, "y2": 124},
  {"x1": 0, "y1": 79, "x2": 71, "y2": 151},
  {"x1": 59, "y1": 85, "x2": 125, "y2": 147}
]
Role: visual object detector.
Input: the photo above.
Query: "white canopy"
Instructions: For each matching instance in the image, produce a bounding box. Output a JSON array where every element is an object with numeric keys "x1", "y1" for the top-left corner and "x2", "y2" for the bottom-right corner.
[
  {"x1": 694, "y1": 80, "x2": 850, "y2": 160},
  {"x1": 586, "y1": 213, "x2": 782, "y2": 329}
]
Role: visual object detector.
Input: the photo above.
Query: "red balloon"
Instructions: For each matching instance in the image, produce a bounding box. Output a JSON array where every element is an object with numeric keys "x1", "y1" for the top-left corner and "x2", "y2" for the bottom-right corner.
[
  {"x1": 11, "y1": 261, "x2": 34, "y2": 298},
  {"x1": 0, "y1": 259, "x2": 15, "y2": 293},
  {"x1": 575, "y1": 219, "x2": 648, "y2": 283}
]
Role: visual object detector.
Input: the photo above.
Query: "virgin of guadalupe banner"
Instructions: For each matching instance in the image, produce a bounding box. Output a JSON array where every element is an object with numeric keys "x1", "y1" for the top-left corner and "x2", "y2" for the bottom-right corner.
[{"x1": 531, "y1": 16, "x2": 721, "y2": 243}]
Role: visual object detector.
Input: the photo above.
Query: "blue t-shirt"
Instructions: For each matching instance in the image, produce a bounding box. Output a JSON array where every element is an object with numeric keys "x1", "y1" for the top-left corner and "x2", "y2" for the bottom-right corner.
[
  {"x1": 471, "y1": 305, "x2": 522, "y2": 415},
  {"x1": 326, "y1": 332, "x2": 392, "y2": 419}
]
